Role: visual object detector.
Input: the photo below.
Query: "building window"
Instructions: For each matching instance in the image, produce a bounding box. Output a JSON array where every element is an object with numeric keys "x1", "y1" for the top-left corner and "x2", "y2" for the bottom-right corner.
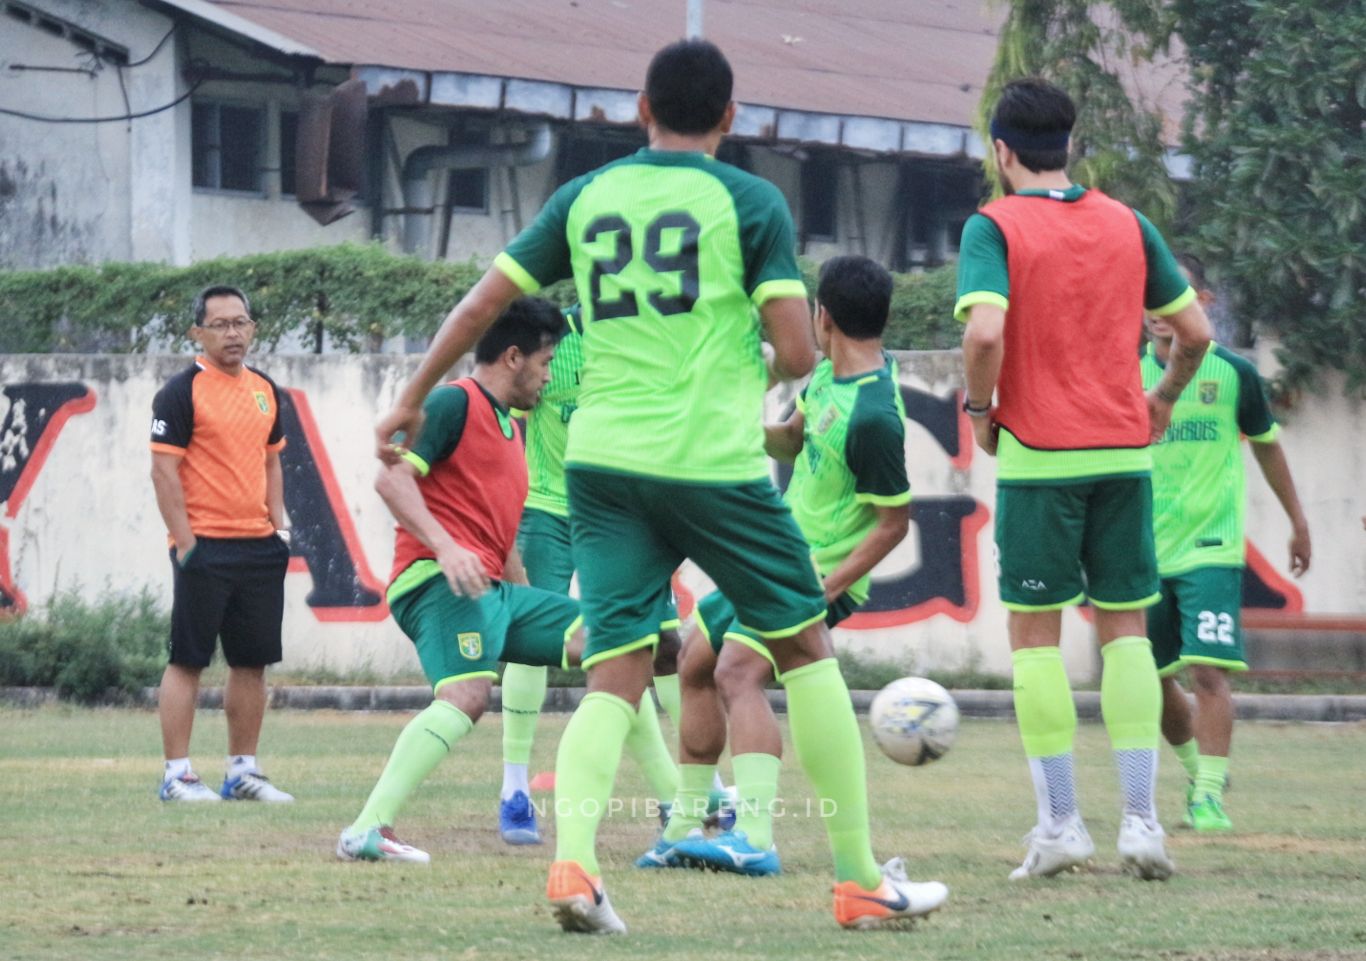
[
  {"x1": 192, "y1": 101, "x2": 265, "y2": 192},
  {"x1": 279, "y1": 109, "x2": 298, "y2": 197},
  {"x1": 801, "y1": 151, "x2": 838, "y2": 242},
  {"x1": 555, "y1": 130, "x2": 647, "y2": 184},
  {"x1": 447, "y1": 168, "x2": 488, "y2": 213}
]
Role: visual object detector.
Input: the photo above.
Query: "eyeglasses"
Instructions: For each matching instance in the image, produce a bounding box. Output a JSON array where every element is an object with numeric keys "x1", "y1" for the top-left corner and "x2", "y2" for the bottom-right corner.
[{"x1": 201, "y1": 318, "x2": 256, "y2": 333}]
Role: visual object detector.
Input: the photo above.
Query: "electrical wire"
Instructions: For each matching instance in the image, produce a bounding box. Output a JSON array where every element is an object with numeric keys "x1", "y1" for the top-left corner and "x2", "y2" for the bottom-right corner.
[
  {"x1": 0, "y1": 74, "x2": 203, "y2": 123},
  {"x1": 125, "y1": 25, "x2": 177, "y2": 68}
]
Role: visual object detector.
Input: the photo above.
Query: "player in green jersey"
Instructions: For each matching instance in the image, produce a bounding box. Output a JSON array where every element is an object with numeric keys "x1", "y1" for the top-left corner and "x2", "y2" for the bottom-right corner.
[
  {"x1": 1142, "y1": 256, "x2": 1311, "y2": 833},
  {"x1": 376, "y1": 39, "x2": 946, "y2": 934},
  {"x1": 641, "y1": 255, "x2": 912, "y2": 878},
  {"x1": 958, "y1": 79, "x2": 1214, "y2": 882},
  {"x1": 500, "y1": 306, "x2": 688, "y2": 845}
]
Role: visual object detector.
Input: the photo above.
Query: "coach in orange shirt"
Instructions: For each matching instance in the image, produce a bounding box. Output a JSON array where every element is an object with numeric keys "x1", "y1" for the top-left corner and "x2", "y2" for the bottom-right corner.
[{"x1": 149, "y1": 285, "x2": 294, "y2": 803}]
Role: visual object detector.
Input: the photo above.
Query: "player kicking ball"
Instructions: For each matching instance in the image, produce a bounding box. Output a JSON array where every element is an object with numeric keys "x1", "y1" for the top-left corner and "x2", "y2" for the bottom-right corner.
[
  {"x1": 642, "y1": 256, "x2": 917, "y2": 884},
  {"x1": 337, "y1": 300, "x2": 582, "y2": 863}
]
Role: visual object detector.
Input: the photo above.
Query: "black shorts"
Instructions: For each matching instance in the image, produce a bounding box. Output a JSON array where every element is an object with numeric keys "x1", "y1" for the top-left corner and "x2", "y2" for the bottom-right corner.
[{"x1": 169, "y1": 535, "x2": 289, "y2": 668}]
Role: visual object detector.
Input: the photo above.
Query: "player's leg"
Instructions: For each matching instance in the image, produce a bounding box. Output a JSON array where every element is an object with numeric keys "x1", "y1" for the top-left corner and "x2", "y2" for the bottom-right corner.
[
  {"x1": 655, "y1": 478, "x2": 945, "y2": 926},
  {"x1": 673, "y1": 633, "x2": 782, "y2": 875},
  {"x1": 159, "y1": 539, "x2": 231, "y2": 802},
  {"x1": 1151, "y1": 579, "x2": 1201, "y2": 817},
  {"x1": 499, "y1": 508, "x2": 574, "y2": 842},
  {"x1": 995, "y1": 484, "x2": 1093, "y2": 879},
  {"x1": 217, "y1": 535, "x2": 293, "y2": 802},
  {"x1": 546, "y1": 468, "x2": 677, "y2": 934},
  {"x1": 1085, "y1": 476, "x2": 1171, "y2": 879},
  {"x1": 651, "y1": 624, "x2": 683, "y2": 731},
  {"x1": 336, "y1": 579, "x2": 506, "y2": 863},
  {"x1": 1173, "y1": 567, "x2": 1246, "y2": 832}
]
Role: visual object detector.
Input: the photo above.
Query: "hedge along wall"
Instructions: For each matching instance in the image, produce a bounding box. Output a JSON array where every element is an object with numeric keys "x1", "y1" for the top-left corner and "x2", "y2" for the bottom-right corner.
[{"x1": 0, "y1": 243, "x2": 961, "y2": 354}]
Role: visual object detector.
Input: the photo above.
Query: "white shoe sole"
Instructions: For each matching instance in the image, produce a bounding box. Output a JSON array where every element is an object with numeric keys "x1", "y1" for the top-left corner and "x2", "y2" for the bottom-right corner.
[{"x1": 550, "y1": 896, "x2": 625, "y2": 935}]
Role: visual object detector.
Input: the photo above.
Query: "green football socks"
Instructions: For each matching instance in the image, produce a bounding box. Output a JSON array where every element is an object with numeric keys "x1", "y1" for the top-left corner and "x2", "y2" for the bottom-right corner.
[
  {"x1": 623, "y1": 695, "x2": 680, "y2": 803},
  {"x1": 1100, "y1": 637, "x2": 1161, "y2": 749},
  {"x1": 653, "y1": 673, "x2": 682, "y2": 731},
  {"x1": 1196, "y1": 754, "x2": 1229, "y2": 804},
  {"x1": 500, "y1": 663, "x2": 548, "y2": 767},
  {"x1": 352, "y1": 699, "x2": 473, "y2": 831},
  {"x1": 731, "y1": 752, "x2": 781, "y2": 850},
  {"x1": 662, "y1": 763, "x2": 717, "y2": 843},
  {"x1": 1172, "y1": 738, "x2": 1201, "y2": 781},
  {"x1": 553, "y1": 691, "x2": 636, "y2": 876},
  {"x1": 783, "y1": 657, "x2": 881, "y2": 889},
  {"x1": 1011, "y1": 646, "x2": 1077, "y2": 757}
]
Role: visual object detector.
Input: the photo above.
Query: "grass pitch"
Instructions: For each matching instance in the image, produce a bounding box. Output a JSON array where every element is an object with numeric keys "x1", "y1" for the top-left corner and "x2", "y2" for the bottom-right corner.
[{"x1": 2, "y1": 707, "x2": 1364, "y2": 961}]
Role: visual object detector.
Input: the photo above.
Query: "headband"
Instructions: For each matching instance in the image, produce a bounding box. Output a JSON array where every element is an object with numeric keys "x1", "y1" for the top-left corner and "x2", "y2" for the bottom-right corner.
[{"x1": 989, "y1": 119, "x2": 1071, "y2": 153}]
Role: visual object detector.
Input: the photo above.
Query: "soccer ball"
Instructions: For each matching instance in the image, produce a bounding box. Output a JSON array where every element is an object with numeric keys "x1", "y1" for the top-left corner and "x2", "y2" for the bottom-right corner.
[{"x1": 868, "y1": 677, "x2": 959, "y2": 766}]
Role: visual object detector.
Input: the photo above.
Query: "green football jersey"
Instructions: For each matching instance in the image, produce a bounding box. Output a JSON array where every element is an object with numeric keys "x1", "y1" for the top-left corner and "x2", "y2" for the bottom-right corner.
[
  {"x1": 523, "y1": 308, "x2": 584, "y2": 518},
  {"x1": 787, "y1": 355, "x2": 911, "y2": 605},
  {"x1": 1141, "y1": 342, "x2": 1279, "y2": 576},
  {"x1": 495, "y1": 148, "x2": 806, "y2": 483}
]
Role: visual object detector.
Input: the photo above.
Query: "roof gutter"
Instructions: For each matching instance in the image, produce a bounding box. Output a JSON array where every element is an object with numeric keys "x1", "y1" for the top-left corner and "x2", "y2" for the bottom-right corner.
[{"x1": 139, "y1": 0, "x2": 322, "y2": 58}]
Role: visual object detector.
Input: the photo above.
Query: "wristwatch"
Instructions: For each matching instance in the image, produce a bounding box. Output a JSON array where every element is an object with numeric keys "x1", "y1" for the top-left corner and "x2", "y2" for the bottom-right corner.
[{"x1": 962, "y1": 397, "x2": 992, "y2": 418}]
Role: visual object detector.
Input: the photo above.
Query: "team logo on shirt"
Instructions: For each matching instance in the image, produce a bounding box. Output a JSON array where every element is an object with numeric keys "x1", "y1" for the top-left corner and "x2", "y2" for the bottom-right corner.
[
  {"x1": 253, "y1": 390, "x2": 271, "y2": 414},
  {"x1": 458, "y1": 632, "x2": 483, "y2": 659},
  {"x1": 1198, "y1": 381, "x2": 1219, "y2": 405},
  {"x1": 817, "y1": 406, "x2": 839, "y2": 434}
]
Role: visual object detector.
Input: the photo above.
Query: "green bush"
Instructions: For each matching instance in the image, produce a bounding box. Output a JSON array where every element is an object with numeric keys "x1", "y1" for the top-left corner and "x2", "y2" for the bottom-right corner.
[
  {"x1": 0, "y1": 589, "x2": 168, "y2": 703},
  {"x1": 0, "y1": 244, "x2": 960, "y2": 354}
]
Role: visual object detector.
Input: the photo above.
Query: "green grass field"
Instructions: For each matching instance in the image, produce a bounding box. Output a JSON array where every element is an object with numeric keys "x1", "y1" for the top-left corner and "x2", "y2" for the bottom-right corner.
[{"x1": 2, "y1": 707, "x2": 1364, "y2": 961}]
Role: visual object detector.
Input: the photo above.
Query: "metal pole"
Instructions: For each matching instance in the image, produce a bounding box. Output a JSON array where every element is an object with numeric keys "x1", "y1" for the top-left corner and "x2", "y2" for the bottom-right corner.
[{"x1": 687, "y1": 0, "x2": 703, "y2": 37}]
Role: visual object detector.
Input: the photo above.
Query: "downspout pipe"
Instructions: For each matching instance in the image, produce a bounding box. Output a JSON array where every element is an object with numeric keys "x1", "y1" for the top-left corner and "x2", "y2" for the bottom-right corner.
[{"x1": 401, "y1": 123, "x2": 553, "y2": 257}]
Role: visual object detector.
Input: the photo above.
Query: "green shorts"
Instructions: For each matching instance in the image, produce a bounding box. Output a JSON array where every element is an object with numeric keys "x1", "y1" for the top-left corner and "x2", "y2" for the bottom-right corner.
[
  {"x1": 389, "y1": 574, "x2": 580, "y2": 691},
  {"x1": 566, "y1": 467, "x2": 826, "y2": 669},
  {"x1": 1147, "y1": 566, "x2": 1248, "y2": 675},
  {"x1": 517, "y1": 506, "x2": 680, "y2": 630},
  {"x1": 697, "y1": 589, "x2": 859, "y2": 657},
  {"x1": 995, "y1": 476, "x2": 1159, "y2": 611},
  {"x1": 517, "y1": 507, "x2": 576, "y2": 594}
]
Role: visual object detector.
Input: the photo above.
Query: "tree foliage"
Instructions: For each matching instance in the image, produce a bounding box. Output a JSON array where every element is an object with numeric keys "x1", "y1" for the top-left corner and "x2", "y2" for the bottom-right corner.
[
  {"x1": 0, "y1": 244, "x2": 962, "y2": 354},
  {"x1": 978, "y1": 0, "x2": 1179, "y2": 228},
  {"x1": 1176, "y1": 0, "x2": 1366, "y2": 392}
]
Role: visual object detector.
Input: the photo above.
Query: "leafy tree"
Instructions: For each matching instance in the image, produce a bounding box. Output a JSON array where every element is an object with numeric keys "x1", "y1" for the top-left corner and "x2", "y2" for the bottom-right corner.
[
  {"x1": 978, "y1": 0, "x2": 1178, "y2": 229},
  {"x1": 1176, "y1": 0, "x2": 1366, "y2": 392}
]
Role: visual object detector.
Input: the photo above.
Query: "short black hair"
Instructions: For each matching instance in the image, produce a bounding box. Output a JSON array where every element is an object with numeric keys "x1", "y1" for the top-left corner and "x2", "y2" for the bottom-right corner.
[
  {"x1": 193, "y1": 285, "x2": 250, "y2": 326},
  {"x1": 644, "y1": 39, "x2": 733, "y2": 135},
  {"x1": 473, "y1": 297, "x2": 567, "y2": 365},
  {"x1": 817, "y1": 256, "x2": 893, "y2": 341},
  {"x1": 1175, "y1": 252, "x2": 1208, "y2": 290},
  {"x1": 992, "y1": 78, "x2": 1076, "y2": 173}
]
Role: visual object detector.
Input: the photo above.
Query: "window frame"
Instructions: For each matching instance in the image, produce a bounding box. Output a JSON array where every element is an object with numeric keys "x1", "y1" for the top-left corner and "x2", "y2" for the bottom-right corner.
[{"x1": 190, "y1": 98, "x2": 268, "y2": 197}]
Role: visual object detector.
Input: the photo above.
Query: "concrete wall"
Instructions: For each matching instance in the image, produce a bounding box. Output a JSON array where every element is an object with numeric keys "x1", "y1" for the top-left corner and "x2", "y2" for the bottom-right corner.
[{"x1": 3, "y1": 350, "x2": 1360, "y2": 682}]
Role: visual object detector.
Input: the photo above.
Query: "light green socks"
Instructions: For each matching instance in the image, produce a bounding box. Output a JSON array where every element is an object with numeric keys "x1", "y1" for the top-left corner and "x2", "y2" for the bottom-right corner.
[
  {"x1": 732, "y1": 752, "x2": 781, "y2": 850},
  {"x1": 1100, "y1": 636, "x2": 1161, "y2": 749},
  {"x1": 553, "y1": 691, "x2": 636, "y2": 875},
  {"x1": 783, "y1": 657, "x2": 881, "y2": 889},
  {"x1": 1196, "y1": 754, "x2": 1229, "y2": 803},
  {"x1": 501, "y1": 663, "x2": 548, "y2": 766},
  {"x1": 662, "y1": 763, "x2": 717, "y2": 843},
  {"x1": 1172, "y1": 738, "x2": 1201, "y2": 780},
  {"x1": 1011, "y1": 646, "x2": 1077, "y2": 757},
  {"x1": 623, "y1": 696, "x2": 680, "y2": 803},
  {"x1": 653, "y1": 673, "x2": 682, "y2": 731},
  {"x1": 352, "y1": 699, "x2": 473, "y2": 831}
]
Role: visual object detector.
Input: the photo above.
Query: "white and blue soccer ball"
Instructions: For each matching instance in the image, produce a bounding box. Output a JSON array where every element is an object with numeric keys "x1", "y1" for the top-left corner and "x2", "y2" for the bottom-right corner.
[{"x1": 868, "y1": 676, "x2": 959, "y2": 766}]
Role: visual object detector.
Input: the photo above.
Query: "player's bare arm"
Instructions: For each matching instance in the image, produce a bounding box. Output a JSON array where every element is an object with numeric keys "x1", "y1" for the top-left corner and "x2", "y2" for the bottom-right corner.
[
  {"x1": 503, "y1": 544, "x2": 530, "y2": 586},
  {"x1": 1249, "y1": 439, "x2": 1312, "y2": 576},
  {"x1": 821, "y1": 502, "x2": 911, "y2": 603},
  {"x1": 764, "y1": 408, "x2": 805, "y2": 463},
  {"x1": 265, "y1": 449, "x2": 285, "y2": 531},
  {"x1": 961, "y1": 303, "x2": 1005, "y2": 455},
  {"x1": 374, "y1": 461, "x2": 490, "y2": 597},
  {"x1": 1146, "y1": 299, "x2": 1213, "y2": 441},
  {"x1": 150, "y1": 450, "x2": 196, "y2": 557},
  {"x1": 376, "y1": 269, "x2": 523, "y2": 463},
  {"x1": 761, "y1": 296, "x2": 817, "y2": 382}
]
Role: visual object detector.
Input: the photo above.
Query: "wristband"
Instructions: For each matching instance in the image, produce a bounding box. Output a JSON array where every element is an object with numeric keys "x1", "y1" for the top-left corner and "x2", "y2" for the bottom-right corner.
[{"x1": 962, "y1": 397, "x2": 992, "y2": 418}]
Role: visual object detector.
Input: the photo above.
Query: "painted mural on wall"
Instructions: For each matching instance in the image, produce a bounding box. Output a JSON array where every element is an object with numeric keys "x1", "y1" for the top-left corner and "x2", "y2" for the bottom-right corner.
[{"x1": 1, "y1": 376, "x2": 1311, "y2": 628}]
